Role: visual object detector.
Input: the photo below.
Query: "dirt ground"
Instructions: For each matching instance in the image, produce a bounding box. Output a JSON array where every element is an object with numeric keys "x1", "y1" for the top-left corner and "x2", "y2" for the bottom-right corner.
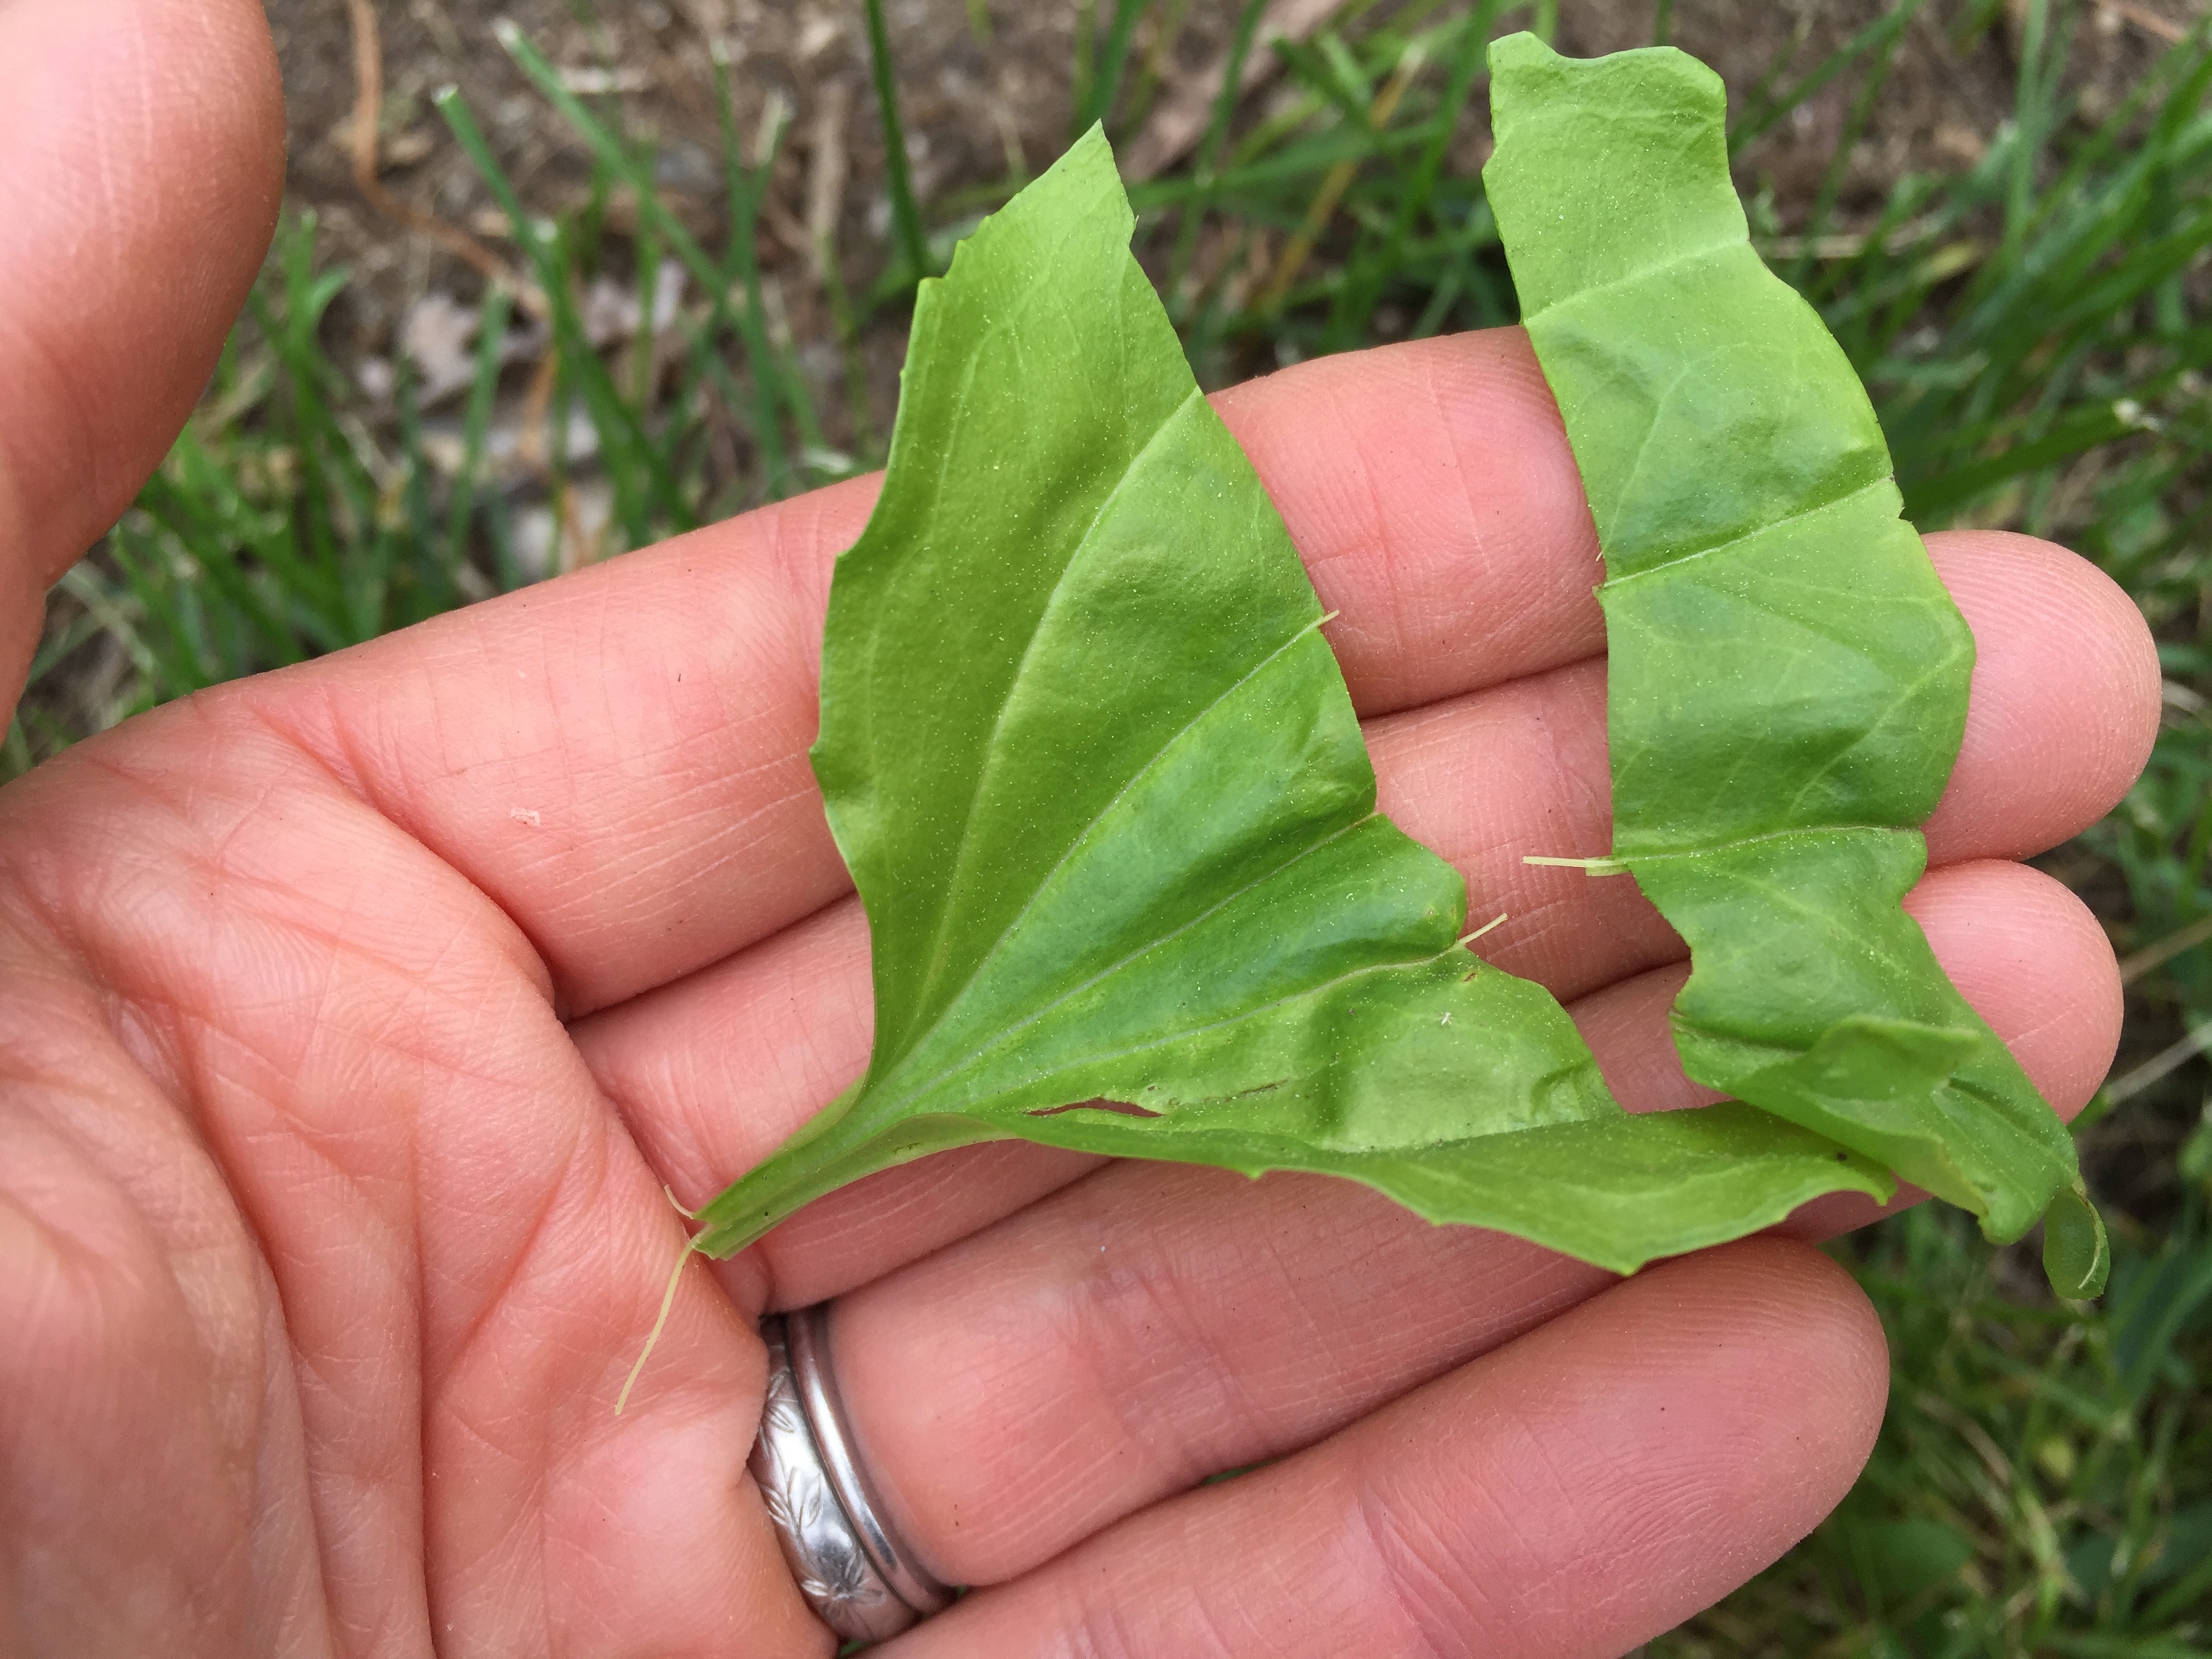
[{"x1": 266, "y1": 0, "x2": 2174, "y2": 386}]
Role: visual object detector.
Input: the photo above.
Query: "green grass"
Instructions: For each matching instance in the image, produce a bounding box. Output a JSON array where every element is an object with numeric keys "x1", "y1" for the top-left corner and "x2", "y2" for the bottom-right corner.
[
  {"x1": 12, "y1": 3, "x2": 2212, "y2": 1648},
  {"x1": 1652, "y1": 1203, "x2": 2212, "y2": 1656}
]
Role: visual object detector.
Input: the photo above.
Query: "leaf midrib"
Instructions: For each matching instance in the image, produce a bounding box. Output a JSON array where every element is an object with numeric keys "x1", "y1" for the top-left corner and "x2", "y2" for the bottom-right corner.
[
  {"x1": 905, "y1": 382, "x2": 1208, "y2": 1018},
  {"x1": 865, "y1": 805, "x2": 1392, "y2": 1125}
]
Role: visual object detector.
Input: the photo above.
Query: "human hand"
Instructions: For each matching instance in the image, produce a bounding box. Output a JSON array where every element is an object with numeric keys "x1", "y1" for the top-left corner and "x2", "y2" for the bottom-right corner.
[{"x1": 0, "y1": 3, "x2": 2160, "y2": 1655}]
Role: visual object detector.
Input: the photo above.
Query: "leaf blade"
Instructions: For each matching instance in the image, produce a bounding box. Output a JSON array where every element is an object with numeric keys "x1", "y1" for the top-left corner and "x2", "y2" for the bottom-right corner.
[
  {"x1": 693, "y1": 123, "x2": 1889, "y2": 1265},
  {"x1": 1484, "y1": 33, "x2": 2088, "y2": 1261}
]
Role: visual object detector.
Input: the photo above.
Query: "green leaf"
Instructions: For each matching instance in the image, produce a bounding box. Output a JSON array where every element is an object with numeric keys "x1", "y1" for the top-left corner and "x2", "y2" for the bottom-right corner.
[
  {"x1": 2042, "y1": 1182, "x2": 2110, "y2": 1300},
  {"x1": 1483, "y1": 33, "x2": 2091, "y2": 1270},
  {"x1": 691, "y1": 127, "x2": 1889, "y2": 1267}
]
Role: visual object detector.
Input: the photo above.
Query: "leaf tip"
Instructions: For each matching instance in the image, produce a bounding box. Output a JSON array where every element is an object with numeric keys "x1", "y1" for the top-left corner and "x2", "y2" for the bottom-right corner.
[{"x1": 2041, "y1": 1183, "x2": 2110, "y2": 1301}]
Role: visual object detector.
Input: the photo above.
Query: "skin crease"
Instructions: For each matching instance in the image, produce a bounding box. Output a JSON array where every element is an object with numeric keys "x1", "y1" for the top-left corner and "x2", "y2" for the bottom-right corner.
[{"x1": 0, "y1": 4, "x2": 2163, "y2": 1657}]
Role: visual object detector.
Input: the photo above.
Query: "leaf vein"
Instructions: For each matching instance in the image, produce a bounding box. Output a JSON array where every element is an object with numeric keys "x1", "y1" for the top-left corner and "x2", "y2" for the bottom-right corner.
[
  {"x1": 884, "y1": 806, "x2": 1385, "y2": 1113},
  {"x1": 909, "y1": 382, "x2": 1208, "y2": 1014},
  {"x1": 1599, "y1": 474, "x2": 1898, "y2": 588}
]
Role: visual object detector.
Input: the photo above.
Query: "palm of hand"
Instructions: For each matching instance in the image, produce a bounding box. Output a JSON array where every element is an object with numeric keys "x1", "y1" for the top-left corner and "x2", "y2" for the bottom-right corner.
[{"x1": 0, "y1": 5, "x2": 2160, "y2": 1656}]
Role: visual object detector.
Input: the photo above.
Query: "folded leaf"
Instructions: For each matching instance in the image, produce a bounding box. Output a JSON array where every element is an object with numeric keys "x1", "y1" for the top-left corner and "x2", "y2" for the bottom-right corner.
[
  {"x1": 1484, "y1": 33, "x2": 2095, "y2": 1284},
  {"x1": 2042, "y1": 1182, "x2": 2110, "y2": 1300},
  {"x1": 689, "y1": 127, "x2": 1889, "y2": 1266}
]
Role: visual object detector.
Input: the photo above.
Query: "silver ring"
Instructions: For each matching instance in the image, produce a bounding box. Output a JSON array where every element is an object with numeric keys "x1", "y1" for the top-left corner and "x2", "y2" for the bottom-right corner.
[{"x1": 750, "y1": 1304, "x2": 954, "y2": 1643}]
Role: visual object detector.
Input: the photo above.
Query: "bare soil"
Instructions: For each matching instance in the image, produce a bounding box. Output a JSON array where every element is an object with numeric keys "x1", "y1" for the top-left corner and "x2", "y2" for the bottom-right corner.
[{"x1": 267, "y1": 0, "x2": 2173, "y2": 407}]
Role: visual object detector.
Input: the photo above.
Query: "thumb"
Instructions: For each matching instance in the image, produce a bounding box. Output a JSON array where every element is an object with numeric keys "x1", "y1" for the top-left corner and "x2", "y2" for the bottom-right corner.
[{"x1": 0, "y1": 0, "x2": 285, "y2": 726}]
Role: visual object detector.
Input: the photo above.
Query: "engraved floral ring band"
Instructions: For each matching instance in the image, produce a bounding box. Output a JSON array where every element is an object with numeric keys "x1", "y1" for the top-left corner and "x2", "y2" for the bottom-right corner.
[{"x1": 751, "y1": 1305, "x2": 956, "y2": 1643}]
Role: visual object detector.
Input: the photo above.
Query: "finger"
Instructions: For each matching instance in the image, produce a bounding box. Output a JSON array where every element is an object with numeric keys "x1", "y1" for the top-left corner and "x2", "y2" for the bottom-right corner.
[
  {"x1": 886, "y1": 1240, "x2": 1886, "y2": 1659},
  {"x1": 1924, "y1": 529, "x2": 2159, "y2": 858},
  {"x1": 242, "y1": 331, "x2": 1598, "y2": 1014},
  {"x1": 834, "y1": 1160, "x2": 1614, "y2": 1587},
  {"x1": 583, "y1": 848, "x2": 2112, "y2": 1584},
  {"x1": 0, "y1": 0, "x2": 283, "y2": 714},
  {"x1": 226, "y1": 332, "x2": 1647, "y2": 1012},
  {"x1": 244, "y1": 333, "x2": 2153, "y2": 1021},
  {"x1": 1212, "y1": 329, "x2": 1607, "y2": 712}
]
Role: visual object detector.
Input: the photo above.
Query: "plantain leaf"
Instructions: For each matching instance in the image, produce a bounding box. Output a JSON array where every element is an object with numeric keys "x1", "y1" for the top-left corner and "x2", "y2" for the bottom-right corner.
[
  {"x1": 1484, "y1": 33, "x2": 2090, "y2": 1267},
  {"x1": 689, "y1": 127, "x2": 1889, "y2": 1267}
]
